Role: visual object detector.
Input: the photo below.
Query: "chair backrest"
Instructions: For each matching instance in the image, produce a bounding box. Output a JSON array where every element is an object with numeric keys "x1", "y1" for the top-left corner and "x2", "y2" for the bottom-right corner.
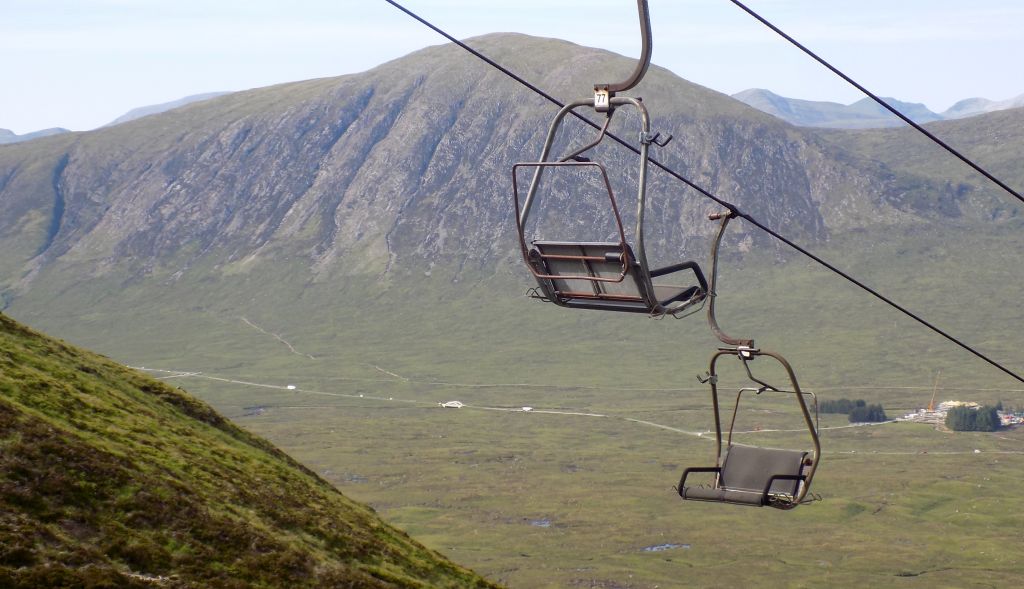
[{"x1": 720, "y1": 445, "x2": 807, "y2": 497}]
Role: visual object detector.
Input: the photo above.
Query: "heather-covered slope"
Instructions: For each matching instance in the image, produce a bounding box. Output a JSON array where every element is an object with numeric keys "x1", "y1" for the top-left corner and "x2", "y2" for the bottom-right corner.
[{"x1": 0, "y1": 312, "x2": 497, "y2": 588}]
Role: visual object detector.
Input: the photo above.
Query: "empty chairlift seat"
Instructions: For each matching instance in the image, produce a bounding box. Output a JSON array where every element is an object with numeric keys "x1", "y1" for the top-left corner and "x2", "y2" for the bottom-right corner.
[
  {"x1": 678, "y1": 445, "x2": 810, "y2": 507},
  {"x1": 526, "y1": 240, "x2": 707, "y2": 316},
  {"x1": 511, "y1": 91, "x2": 706, "y2": 319}
]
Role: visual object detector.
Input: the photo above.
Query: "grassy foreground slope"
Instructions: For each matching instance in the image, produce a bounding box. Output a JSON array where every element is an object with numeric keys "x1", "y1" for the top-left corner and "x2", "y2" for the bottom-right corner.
[{"x1": 0, "y1": 312, "x2": 497, "y2": 588}]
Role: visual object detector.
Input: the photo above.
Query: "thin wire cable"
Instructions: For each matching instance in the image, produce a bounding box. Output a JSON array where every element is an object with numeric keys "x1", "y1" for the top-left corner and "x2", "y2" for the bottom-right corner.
[
  {"x1": 382, "y1": 0, "x2": 1024, "y2": 385},
  {"x1": 725, "y1": 0, "x2": 1024, "y2": 206}
]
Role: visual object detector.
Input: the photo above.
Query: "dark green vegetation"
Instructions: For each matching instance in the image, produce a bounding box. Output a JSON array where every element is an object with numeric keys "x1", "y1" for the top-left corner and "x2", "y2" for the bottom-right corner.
[
  {"x1": 820, "y1": 398, "x2": 866, "y2": 414},
  {"x1": 0, "y1": 313, "x2": 496, "y2": 588},
  {"x1": 4, "y1": 234, "x2": 1019, "y2": 587},
  {"x1": 820, "y1": 399, "x2": 888, "y2": 423},
  {"x1": 1, "y1": 34, "x2": 1023, "y2": 587},
  {"x1": 848, "y1": 403, "x2": 887, "y2": 423},
  {"x1": 946, "y1": 405, "x2": 1002, "y2": 432}
]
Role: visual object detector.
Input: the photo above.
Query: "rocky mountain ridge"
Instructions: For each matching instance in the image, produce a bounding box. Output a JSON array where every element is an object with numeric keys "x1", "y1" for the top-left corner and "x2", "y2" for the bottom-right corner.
[{"x1": 0, "y1": 34, "x2": 1017, "y2": 308}]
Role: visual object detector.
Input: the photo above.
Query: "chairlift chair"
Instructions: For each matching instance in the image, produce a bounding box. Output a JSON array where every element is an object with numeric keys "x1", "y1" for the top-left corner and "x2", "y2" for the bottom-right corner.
[
  {"x1": 511, "y1": 0, "x2": 707, "y2": 319},
  {"x1": 677, "y1": 348, "x2": 821, "y2": 509},
  {"x1": 675, "y1": 212, "x2": 822, "y2": 509},
  {"x1": 513, "y1": 154, "x2": 707, "y2": 316}
]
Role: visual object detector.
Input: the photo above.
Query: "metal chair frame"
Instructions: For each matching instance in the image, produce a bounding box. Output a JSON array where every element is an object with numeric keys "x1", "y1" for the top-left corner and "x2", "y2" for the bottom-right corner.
[
  {"x1": 676, "y1": 212, "x2": 822, "y2": 509},
  {"x1": 513, "y1": 96, "x2": 705, "y2": 317}
]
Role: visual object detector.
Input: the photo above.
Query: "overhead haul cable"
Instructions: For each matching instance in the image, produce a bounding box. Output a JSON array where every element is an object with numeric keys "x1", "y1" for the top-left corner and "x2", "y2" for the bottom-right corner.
[
  {"x1": 383, "y1": 0, "x2": 1024, "y2": 385},
  {"x1": 724, "y1": 0, "x2": 1024, "y2": 207}
]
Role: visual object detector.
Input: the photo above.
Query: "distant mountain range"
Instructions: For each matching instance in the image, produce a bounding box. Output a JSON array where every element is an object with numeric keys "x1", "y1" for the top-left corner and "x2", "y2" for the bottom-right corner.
[
  {"x1": 943, "y1": 94, "x2": 1024, "y2": 119},
  {"x1": 732, "y1": 88, "x2": 1024, "y2": 129},
  {"x1": 0, "y1": 92, "x2": 232, "y2": 145},
  {"x1": 4, "y1": 81, "x2": 1020, "y2": 145},
  {"x1": 104, "y1": 91, "x2": 232, "y2": 126},
  {"x1": 0, "y1": 127, "x2": 70, "y2": 145}
]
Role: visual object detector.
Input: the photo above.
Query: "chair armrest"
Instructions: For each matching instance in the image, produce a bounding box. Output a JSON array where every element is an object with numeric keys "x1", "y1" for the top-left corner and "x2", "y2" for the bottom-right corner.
[
  {"x1": 649, "y1": 260, "x2": 708, "y2": 293},
  {"x1": 761, "y1": 474, "x2": 807, "y2": 499},
  {"x1": 677, "y1": 466, "x2": 721, "y2": 496}
]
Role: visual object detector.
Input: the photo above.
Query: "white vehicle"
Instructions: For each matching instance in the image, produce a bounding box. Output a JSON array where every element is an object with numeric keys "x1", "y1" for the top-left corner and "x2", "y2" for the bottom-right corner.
[
  {"x1": 286, "y1": 385, "x2": 296, "y2": 390},
  {"x1": 522, "y1": 406, "x2": 533, "y2": 412},
  {"x1": 440, "y1": 400, "x2": 464, "y2": 409}
]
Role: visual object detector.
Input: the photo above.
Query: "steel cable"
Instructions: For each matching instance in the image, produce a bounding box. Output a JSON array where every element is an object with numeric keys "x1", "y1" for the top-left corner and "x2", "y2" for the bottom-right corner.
[{"x1": 724, "y1": 0, "x2": 1024, "y2": 206}]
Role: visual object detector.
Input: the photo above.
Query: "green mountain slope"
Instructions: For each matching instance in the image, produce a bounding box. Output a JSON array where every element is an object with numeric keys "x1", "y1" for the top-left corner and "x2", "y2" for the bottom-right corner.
[
  {"x1": 816, "y1": 107, "x2": 1024, "y2": 219},
  {"x1": 0, "y1": 312, "x2": 497, "y2": 588}
]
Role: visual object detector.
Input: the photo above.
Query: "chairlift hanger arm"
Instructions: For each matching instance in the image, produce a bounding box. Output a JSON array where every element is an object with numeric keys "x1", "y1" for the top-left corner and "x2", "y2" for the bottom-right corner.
[
  {"x1": 558, "y1": 112, "x2": 614, "y2": 163},
  {"x1": 596, "y1": 0, "x2": 653, "y2": 95},
  {"x1": 707, "y1": 212, "x2": 755, "y2": 348}
]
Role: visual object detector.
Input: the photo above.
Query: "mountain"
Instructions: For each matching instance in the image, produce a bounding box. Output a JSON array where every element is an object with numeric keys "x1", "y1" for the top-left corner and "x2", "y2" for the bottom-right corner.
[
  {"x1": 942, "y1": 93, "x2": 1024, "y2": 119},
  {"x1": 2, "y1": 33, "x2": 1011, "y2": 313},
  {"x1": 106, "y1": 92, "x2": 233, "y2": 127},
  {"x1": 0, "y1": 33, "x2": 1019, "y2": 371},
  {"x1": 818, "y1": 106, "x2": 1024, "y2": 200},
  {"x1": 732, "y1": 88, "x2": 943, "y2": 129},
  {"x1": 0, "y1": 311, "x2": 496, "y2": 588},
  {"x1": 0, "y1": 127, "x2": 71, "y2": 145}
]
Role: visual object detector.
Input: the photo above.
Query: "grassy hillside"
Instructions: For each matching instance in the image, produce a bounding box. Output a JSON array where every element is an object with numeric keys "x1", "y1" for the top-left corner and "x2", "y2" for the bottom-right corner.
[
  {"x1": 0, "y1": 312, "x2": 497, "y2": 588},
  {"x1": 7, "y1": 220, "x2": 1023, "y2": 586}
]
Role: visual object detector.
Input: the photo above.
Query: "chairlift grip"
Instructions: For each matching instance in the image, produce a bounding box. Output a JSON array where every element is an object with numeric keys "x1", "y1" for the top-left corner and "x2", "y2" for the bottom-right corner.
[{"x1": 639, "y1": 131, "x2": 672, "y2": 147}]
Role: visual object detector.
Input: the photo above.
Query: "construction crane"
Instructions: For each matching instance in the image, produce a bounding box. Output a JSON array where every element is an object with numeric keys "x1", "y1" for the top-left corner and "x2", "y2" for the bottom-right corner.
[{"x1": 928, "y1": 370, "x2": 942, "y2": 412}]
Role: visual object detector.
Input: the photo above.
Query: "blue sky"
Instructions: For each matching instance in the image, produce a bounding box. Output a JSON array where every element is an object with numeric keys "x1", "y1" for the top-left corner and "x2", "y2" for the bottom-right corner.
[{"x1": 2, "y1": 0, "x2": 1021, "y2": 133}]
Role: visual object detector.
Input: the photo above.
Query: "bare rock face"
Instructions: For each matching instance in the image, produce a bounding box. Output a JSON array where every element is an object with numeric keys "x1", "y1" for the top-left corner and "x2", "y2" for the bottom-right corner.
[{"x1": 0, "y1": 34, "x2": 1010, "y2": 303}]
